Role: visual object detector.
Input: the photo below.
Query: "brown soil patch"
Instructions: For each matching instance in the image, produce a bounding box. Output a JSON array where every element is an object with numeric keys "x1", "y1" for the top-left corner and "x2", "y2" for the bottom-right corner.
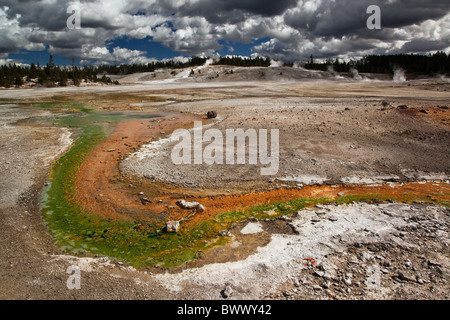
[
  {"x1": 75, "y1": 113, "x2": 202, "y2": 221},
  {"x1": 397, "y1": 105, "x2": 450, "y2": 127}
]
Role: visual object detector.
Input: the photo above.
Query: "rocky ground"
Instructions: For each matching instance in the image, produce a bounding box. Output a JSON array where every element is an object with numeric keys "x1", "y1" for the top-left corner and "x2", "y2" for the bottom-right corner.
[
  {"x1": 265, "y1": 203, "x2": 449, "y2": 300},
  {"x1": 0, "y1": 67, "x2": 449, "y2": 300},
  {"x1": 122, "y1": 96, "x2": 450, "y2": 193},
  {"x1": 157, "y1": 202, "x2": 449, "y2": 300}
]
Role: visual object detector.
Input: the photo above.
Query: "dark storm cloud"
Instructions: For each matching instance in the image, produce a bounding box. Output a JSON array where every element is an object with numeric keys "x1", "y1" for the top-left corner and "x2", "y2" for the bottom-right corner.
[
  {"x1": 219, "y1": 0, "x2": 297, "y2": 17},
  {"x1": 289, "y1": 0, "x2": 450, "y2": 39},
  {"x1": 380, "y1": 0, "x2": 450, "y2": 28},
  {"x1": 2, "y1": 0, "x2": 121, "y2": 31},
  {"x1": 400, "y1": 39, "x2": 450, "y2": 54},
  {"x1": 0, "y1": 0, "x2": 449, "y2": 63},
  {"x1": 148, "y1": 0, "x2": 297, "y2": 23},
  {"x1": 2, "y1": 0, "x2": 68, "y2": 31}
]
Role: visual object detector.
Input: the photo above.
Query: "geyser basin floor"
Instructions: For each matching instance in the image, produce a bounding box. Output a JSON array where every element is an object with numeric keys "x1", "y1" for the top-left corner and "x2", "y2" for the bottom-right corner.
[
  {"x1": 44, "y1": 104, "x2": 449, "y2": 269},
  {"x1": 1, "y1": 75, "x2": 449, "y2": 299}
]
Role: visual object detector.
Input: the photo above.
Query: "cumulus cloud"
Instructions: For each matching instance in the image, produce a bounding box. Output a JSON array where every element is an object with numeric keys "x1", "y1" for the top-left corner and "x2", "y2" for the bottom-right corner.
[
  {"x1": 57, "y1": 45, "x2": 158, "y2": 65},
  {"x1": 0, "y1": 0, "x2": 449, "y2": 64},
  {"x1": 0, "y1": 7, "x2": 45, "y2": 54}
]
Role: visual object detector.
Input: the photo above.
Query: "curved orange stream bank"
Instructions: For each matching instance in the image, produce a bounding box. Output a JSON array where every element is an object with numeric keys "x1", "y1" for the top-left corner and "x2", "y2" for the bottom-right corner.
[{"x1": 75, "y1": 114, "x2": 450, "y2": 227}]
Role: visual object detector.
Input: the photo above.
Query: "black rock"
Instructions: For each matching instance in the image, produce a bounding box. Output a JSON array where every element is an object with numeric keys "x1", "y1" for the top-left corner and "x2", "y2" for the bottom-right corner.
[{"x1": 207, "y1": 111, "x2": 218, "y2": 119}]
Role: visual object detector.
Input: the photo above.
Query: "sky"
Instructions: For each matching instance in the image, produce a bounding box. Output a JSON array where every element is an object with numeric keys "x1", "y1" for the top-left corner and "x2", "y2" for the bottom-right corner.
[{"x1": 0, "y1": 0, "x2": 449, "y2": 66}]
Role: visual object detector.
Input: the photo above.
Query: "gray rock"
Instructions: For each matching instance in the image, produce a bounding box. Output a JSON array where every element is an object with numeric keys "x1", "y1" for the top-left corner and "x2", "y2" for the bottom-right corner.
[
  {"x1": 314, "y1": 271, "x2": 325, "y2": 278},
  {"x1": 283, "y1": 290, "x2": 292, "y2": 297},
  {"x1": 360, "y1": 252, "x2": 374, "y2": 262},
  {"x1": 176, "y1": 200, "x2": 206, "y2": 213},
  {"x1": 288, "y1": 223, "x2": 300, "y2": 235},
  {"x1": 382, "y1": 261, "x2": 391, "y2": 267},
  {"x1": 219, "y1": 230, "x2": 232, "y2": 237},
  {"x1": 427, "y1": 260, "x2": 442, "y2": 267},
  {"x1": 343, "y1": 273, "x2": 353, "y2": 286},
  {"x1": 312, "y1": 285, "x2": 323, "y2": 291},
  {"x1": 166, "y1": 220, "x2": 181, "y2": 232},
  {"x1": 221, "y1": 285, "x2": 233, "y2": 299},
  {"x1": 323, "y1": 271, "x2": 336, "y2": 281},
  {"x1": 394, "y1": 272, "x2": 415, "y2": 282},
  {"x1": 140, "y1": 197, "x2": 152, "y2": 205}
]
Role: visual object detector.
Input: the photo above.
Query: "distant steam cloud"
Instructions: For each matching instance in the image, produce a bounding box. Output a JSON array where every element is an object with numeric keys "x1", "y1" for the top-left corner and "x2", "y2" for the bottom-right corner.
[
  {"x1": 193, "y1": 58, "x2": 214, "y2": 72},
  {"x1": 292, "y1": 61, "x2": 310, "y2": 71},
  {"x1": 438, "y1": 74, "x2": 450, "y2": 83},
  {"x1": 393, "y1": 68, "x2": 407, "y2": 82},
  {"x1": 327, "y1": 65, "x2": 344, "y2": 79},
  {"x1": 350, "y1": 68, "x2": 363, "y2": 81},
  {"x1": 269, "y1": 59, "x2": 284, "y2": 67},
  {"x1": 292, "y1": 61, "x2": 302, "y2": 69}
]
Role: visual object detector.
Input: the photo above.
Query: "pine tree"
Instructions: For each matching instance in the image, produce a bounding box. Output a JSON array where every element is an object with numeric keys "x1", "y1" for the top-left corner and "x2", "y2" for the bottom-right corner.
[
  {"x1": 59, "y1": 71, "x2": 68, "y2": 86},
  {"x1": 30, "y1": 63, "x2": 38, "y2": 79}
]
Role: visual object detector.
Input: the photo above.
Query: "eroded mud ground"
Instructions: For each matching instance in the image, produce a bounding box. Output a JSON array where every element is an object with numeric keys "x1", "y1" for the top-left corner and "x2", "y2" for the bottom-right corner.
[{"x1": 0, "y1": 72, "x2": 449, "y2": 300}]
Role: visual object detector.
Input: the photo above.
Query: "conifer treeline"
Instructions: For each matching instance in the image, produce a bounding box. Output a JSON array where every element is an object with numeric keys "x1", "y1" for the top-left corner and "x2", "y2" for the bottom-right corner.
[
  {"x1": 96, "y1": 56, "x2": 208, "y2": 75},
  {"x1": 0, "y1": 56, "x2": 210, "y2": 87},
  {"x1": 212, "y1": 56, "x2": 271, "y2": 67},
  {"x1": 0, "y1": 55, "x2": 119, "y2": 88},
  {"x1": 304, "y1": 51, "x2": 450, "y2": 74},
  {"x1": 2, "y1": 52, "x2": 449, "y2": 88}
]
